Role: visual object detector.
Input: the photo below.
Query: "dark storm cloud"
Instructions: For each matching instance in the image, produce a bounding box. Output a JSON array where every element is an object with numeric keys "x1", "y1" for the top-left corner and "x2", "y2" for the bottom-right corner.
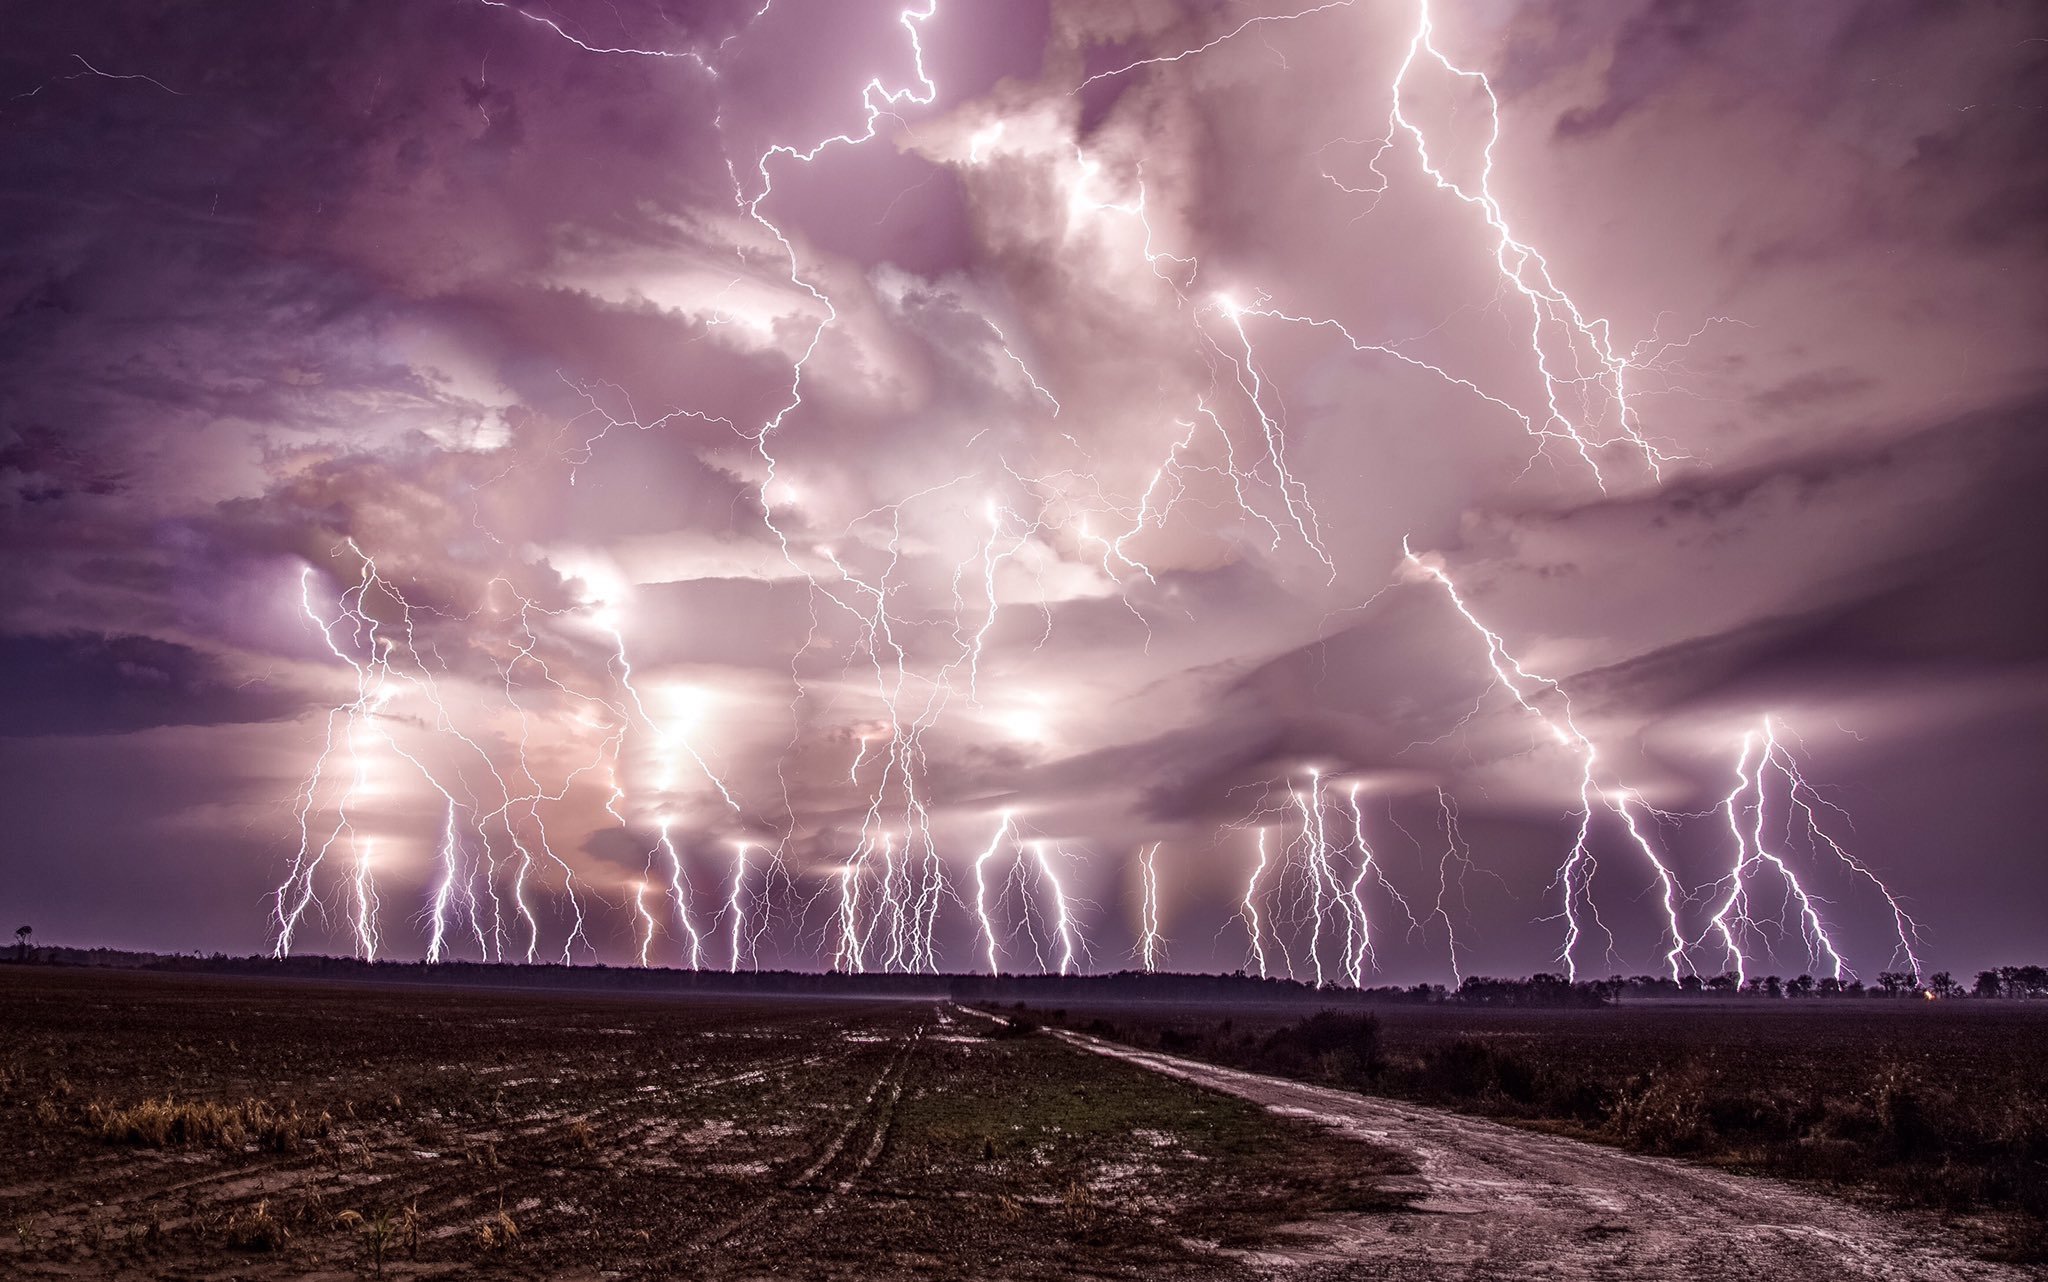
[
  {"x1": 0, "y1": 0, "x2": 2041, "y2": 975},
  {"x1": 0, "y1": 631, "x2": 300, "y2": 736}
]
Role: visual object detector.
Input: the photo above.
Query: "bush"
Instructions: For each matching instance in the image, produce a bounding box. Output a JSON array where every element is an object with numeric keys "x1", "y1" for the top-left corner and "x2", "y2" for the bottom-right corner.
[
  {"x1": 1413, "y1": 1039, "x2": 1536, "y2": 1103},
  {"x1": 1608, "y1": 1067, "x2": 1711, "y2": 1153}
]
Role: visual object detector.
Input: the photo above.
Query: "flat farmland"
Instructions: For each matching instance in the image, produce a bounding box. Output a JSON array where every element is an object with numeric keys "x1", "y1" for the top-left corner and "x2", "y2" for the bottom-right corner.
[{"x1": 0, "y1": 969, "x2": 1410, "y2": 1280}]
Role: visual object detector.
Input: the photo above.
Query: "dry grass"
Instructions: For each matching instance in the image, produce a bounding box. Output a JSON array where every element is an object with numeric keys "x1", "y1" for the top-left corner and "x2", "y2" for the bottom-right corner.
[
  {"x1": 85, "y1": 1095, "x2": 331, "y2": 1152},
  {"x1": 475, "y1": 1206, "x2": 518, "y2": 1253},
  {"x1": 222, "y1": 1199, "x2": 289, "y2": 1252}
]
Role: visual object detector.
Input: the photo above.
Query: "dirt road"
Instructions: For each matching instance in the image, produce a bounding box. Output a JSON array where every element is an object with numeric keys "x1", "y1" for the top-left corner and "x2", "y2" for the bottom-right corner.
[{"x1": 1061, "y1": 1031, "x2": 2029, "y2": 1282}]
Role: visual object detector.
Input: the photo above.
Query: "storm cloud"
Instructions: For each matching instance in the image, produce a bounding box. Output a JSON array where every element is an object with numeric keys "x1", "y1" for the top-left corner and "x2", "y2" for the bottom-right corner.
[{"x1": 2, "y1": 0, "x2": 2042, "y2": 980}]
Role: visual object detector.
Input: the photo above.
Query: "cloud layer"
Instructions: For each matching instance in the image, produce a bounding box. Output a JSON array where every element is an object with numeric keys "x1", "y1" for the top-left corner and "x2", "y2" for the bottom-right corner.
[{"x1": 2, "y1": 0, "x2": 2043, "y2": 980}]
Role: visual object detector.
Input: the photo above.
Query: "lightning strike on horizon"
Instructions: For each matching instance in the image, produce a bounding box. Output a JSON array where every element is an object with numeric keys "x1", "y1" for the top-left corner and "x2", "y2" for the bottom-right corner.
[
  {"x1": 1769, "y1": 724, "x2": 1925, "y2": 980},
  {"x1": 350, "y1": 838, "x2": 381, "y2": 962},
  {"x1": 1703, "y1": 717, "x2": 1923, "y2": 985},
  {"x1": 660, "y1": 822, "x2": 707, "y2": 971},
  {"x1": 634, "y1": 880, "x2": 658, "y2": 968},
  {"x1": 833, "y1": 852, "x2": 865, "y2": 975},
  {"x1": 1404, "y1": 538, "x2": 1688, "y2": 980},
  {"x1": 727, "y1": 842, "x2": 751, "y2": 972},
  {"x1": 276, "y1": 546, "x2": 637, "y2": 965},
  {"x1": 1222, "y1": 771, "x2": 1423, "y2": 989},
  {"x1": 1027, "y1": 839, "x2": 1080, "y2": 977},
  {"x1": 1430, "y1": 789, "x2": 1473, "y2": 984},
  {"x1": 1293, "y1": 775, "x2": 1334, "y2": 986},
  {"x1": 972, "y1": 812, "x2": 1014, "y2": 976},
  {"x1": 1137, "y1": 843, "x2": 1165, "y2": 973},
  {"x1": 1343, "y1": 783, "x2": 1424, "y2": 986},
  {"x1": 1240, "y1": 826, "x2": 1272, "y2": 979},
  {"x1": 424, "y1": 800, "x2": 480, "y2": 965}
]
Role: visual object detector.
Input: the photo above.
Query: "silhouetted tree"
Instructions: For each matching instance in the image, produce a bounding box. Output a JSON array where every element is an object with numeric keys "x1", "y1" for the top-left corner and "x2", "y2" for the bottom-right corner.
[
  {"x1": 1929, "y1": 971, "x2": 1960, "y2": 998},
  {"x1": 1975, "y1": 970, "x2": 2004, "y2": 998},
  {"x1": 13, "y1": 925, "x2": 28, "y2": 962},
  {"x1": 2000, "y1": 965, "x2": 2048, "y2": 998},
  {"x1": 1787, "y1": 974, "x2": 1815, "y2": 997}
]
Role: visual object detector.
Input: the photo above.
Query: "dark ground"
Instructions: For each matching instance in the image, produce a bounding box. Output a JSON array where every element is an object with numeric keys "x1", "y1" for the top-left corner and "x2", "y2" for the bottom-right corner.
[{"x1": 0, "y1": 968, "x2": 1412, "y2": 1280}]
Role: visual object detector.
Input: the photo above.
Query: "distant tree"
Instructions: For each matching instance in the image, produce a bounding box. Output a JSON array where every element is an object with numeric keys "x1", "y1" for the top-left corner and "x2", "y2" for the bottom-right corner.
[
  {"x1": 1817, "y1": 977, "x2": 1843, "y2": 996},
  {"x1": 1787, "y1": 974, "x2": 1815, "y2": 997},
  {"x1": 13, "y1": 925, "x2": 28, "y2": 962},
  {"x1": 1763, "y1": 975, "x2": 1784, "y2": 999},
  {"x1": 1845, "y1": 979, "x2": 1866, "y2": 996},
  {"x1": 1679, "y1": 975, "x2": 1703, "y2": 996},
  {"x1": 1877, "y1": 972, "x2": 1908, "y2": 997},
  {"x1": 1975, "y1": 970, "x2": 2004, "y2": 998},
  {"x1": 1929, "y1": 972, "x2": 1960, "y2": 999},
  {"x1": 1705, "y1": 973, "x2": 1738, "y2": 994}
]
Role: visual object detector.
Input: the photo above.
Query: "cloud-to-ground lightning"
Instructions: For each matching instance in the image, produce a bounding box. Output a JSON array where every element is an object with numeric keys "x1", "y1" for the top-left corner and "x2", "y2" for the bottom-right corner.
[
  {"x1": 248, "y1": 0, "x2": 1934, "y2": 988},
  {"x1": 972, "y1": 812, "x2": 1014, "y2": 976},
  {"x1": 1404, "y1": 538, "x2": 1687, "y2": 981},
  {"x1": 1136, "y1": 843, "x2": 1165, "y2": 972},
  {"x1": 1239, "y1": 827, "x2": 1272, "y2": 979},
  {"x1": 1704, "y1": 717, "x2": 1924, "y2": 985}
]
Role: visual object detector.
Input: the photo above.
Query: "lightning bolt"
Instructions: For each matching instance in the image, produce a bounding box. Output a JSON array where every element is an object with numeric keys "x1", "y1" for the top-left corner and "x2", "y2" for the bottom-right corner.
[
  {"x1": 1136, "y1": 842, "x2": 1165, "y2": 973},
  {"x1": 350, "y1": 838, "x2": 381, "y2": 962},
  {"x1": 1239, "y1": 826, "x2": 1272, "y2": 979},
  {"x1": 660, "y1": 822, "x2": 707, "y2": 971},
  {"x1": 1383, "y1": 0, "x2": 1690, "y2": 487},
  {"x1": 1074, "y1": 2, "x2": 1357, "y2": 93},
  {"x1": 1404, "y1": 538, "x2": 1687, "y2": 980},
  {"x1": 252, "y1": 0, "x2": 1916, "y2": 988},
  {"x1": 1703, "y1": 717, "x2": 1922, "y2": 985},
  {"x1": 727, "y1": 841, "x2": 751, "y2": 973},
  {"x1": 634, "y1": 880, "x2": 658, "y2": 968},
  {"x1": 1026, "y1": 839, "x2": 1080, "y2": 977},
  {"x1": 971, "y1": 811, "x2": 1014, "y2": 976}
]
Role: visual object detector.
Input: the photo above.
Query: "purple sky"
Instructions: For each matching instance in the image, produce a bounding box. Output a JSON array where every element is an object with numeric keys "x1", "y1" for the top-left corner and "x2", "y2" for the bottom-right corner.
[{"x1": 2, "y1": 0, "x2": 2043, "y2": 982}]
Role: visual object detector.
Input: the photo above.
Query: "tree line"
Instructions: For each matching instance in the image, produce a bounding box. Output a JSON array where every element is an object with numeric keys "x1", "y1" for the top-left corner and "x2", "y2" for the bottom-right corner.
[{"x1": 6, "y1": 940, "x2": 2047, "y2": 1002}]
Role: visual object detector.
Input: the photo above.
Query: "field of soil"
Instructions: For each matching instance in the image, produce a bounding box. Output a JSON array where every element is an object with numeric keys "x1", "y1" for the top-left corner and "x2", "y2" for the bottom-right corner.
[{"x1": 0, "y1": 969, "x2": 1411, "y2": 1280}]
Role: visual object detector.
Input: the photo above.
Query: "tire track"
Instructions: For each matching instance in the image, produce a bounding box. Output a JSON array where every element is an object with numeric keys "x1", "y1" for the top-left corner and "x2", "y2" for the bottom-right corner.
[{"x1": 683, "y1": 1020, "x2": 925, "y2": 1258}]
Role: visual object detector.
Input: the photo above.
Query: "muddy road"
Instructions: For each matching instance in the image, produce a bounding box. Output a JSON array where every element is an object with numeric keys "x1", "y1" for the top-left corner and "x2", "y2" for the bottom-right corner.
[{"x1": 1063, "y1": 1030, "x2": 2030, "y2": 1282}]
